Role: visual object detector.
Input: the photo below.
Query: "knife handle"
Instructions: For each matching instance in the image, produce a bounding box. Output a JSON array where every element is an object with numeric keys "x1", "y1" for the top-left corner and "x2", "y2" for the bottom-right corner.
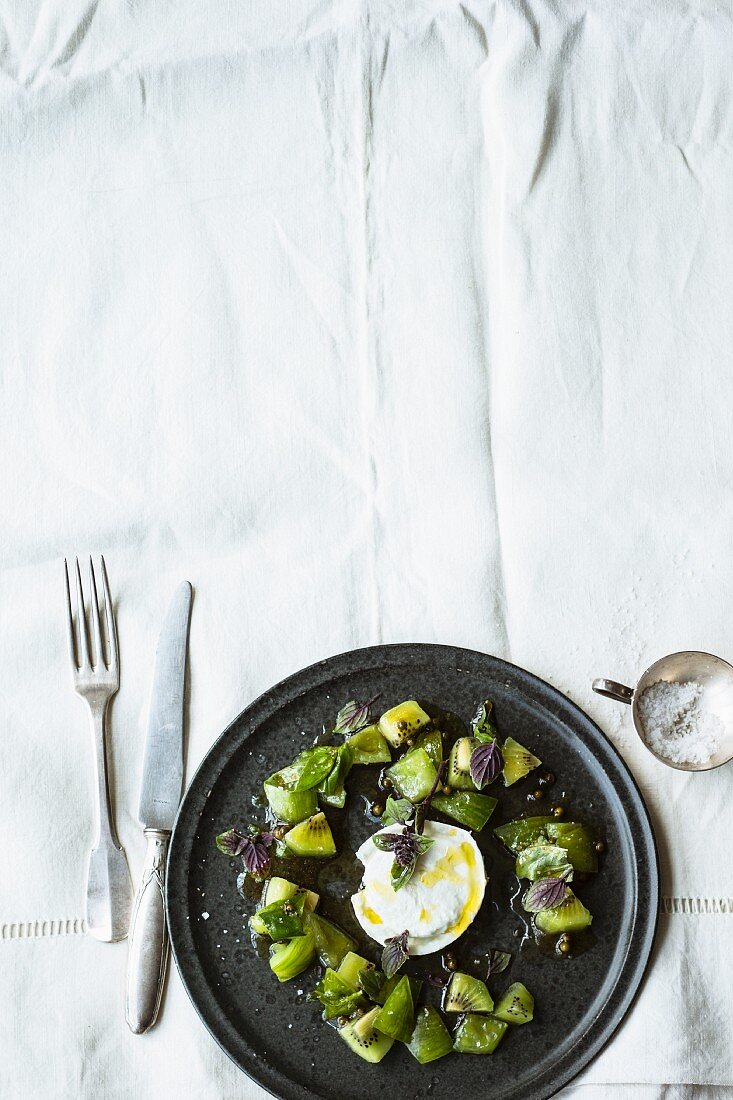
[{"x1": 125, "y1": 829, "x2": 170, "y2": 1034}]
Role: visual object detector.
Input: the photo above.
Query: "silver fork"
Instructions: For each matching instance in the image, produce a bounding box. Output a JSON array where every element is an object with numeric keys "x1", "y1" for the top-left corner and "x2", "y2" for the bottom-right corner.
[{"x1": 64, "y1": 556, "x2": 133, "y2": 942}]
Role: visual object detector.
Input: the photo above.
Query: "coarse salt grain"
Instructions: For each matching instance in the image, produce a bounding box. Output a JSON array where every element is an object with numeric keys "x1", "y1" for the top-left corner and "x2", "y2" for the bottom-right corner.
[{"x1": 638, "y1": 680, "x2": 724, "y2": 765}]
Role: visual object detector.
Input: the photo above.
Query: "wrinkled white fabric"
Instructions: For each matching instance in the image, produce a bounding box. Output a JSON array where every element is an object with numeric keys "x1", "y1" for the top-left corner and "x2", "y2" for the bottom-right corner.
[{"x1": 1, "y1": 1, "x2": 732, "y2": 1097}]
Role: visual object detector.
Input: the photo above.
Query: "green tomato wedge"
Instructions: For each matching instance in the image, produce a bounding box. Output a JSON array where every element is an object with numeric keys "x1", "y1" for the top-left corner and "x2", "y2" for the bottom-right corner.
[
  {"x1": 385, "y1": 746, "x2": 438, "y2": 802},
  {"x1": 269, "y1": 933, "x2": 316, "y2": 982},
  {"x1": 431, "y1": 790, "x2": 497, "y2": 831},
  {"x1": 303, "y1": 911, "x2": 356, "y2": 969},
  {"x1": 249, "y1": 892, "x2": 306, "y2": 939},
  {"x1": 515, "y1": 843, "x2": 573, "y2": 881},
  {"x1": 346, "y1": 723, "x2": 392, "y2": 765},
  {"x1": 407, "y1": 1005, "x2": 453, "y2": 1063},
  {"x1": 374, "y1": 974, "x2": 416, "y2": 1043},
  {"x1": 264, "y1": 774, "x2": 318, "y2": 823}
]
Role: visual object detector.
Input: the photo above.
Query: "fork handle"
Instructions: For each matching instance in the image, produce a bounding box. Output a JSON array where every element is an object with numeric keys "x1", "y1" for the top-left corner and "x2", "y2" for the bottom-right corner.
[{"x1": 125, "y1": 829, "x2": 170, "y2": 1034}]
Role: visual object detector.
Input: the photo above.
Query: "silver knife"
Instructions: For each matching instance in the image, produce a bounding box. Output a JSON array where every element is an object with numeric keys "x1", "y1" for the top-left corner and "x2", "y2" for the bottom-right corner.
[{"x1": 125, "y1": 581, "x2": 192, "y2": 1034}]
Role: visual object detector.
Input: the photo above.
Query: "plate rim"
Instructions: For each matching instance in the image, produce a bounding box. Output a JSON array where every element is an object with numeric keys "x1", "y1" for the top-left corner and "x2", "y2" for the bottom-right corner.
[{"x1": 167, "y1": 642, "x2": 660, "y2": 1100}]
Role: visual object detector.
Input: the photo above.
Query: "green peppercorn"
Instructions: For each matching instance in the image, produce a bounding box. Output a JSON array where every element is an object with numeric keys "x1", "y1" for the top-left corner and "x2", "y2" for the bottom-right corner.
[
  {"x1": 444, "y1": 953, "x2": 457, "y2": 970},
  {"x1": 559, "y1": 934, "x2": 572, "y2": 955},
  {"x1": 595, "y1": 839, "x2": 605, "y2": 853},
  {"x1": 274, "y1": 825, "x2": 288, "y2": 839},
  {"x1": 552, "y1": 805, "x2": 565, "y2": 818},
  {"x1": 533, "y1": 788, "x2": 545, "y2": 800},
  {"x1": 371, "y1": 802, "x2": 384, "y2": 817},
  {"x1": 442, "y1": 784, "x2": 453, "y2": 796}
]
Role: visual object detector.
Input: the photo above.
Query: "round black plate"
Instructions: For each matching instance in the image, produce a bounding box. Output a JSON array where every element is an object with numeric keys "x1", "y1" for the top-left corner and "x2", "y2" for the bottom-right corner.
[{"x1": 167, "y1": 644, "x2": 659, "y2": 1100}]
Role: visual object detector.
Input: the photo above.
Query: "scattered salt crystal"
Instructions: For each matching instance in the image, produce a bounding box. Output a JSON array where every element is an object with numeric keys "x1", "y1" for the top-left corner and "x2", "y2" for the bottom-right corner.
[
  {"x1": 638, "y1": 680, "x2": 724, "y2": 765},
  {"x1": 201, "y1": 911, "x2": 210, "y2": 920}
]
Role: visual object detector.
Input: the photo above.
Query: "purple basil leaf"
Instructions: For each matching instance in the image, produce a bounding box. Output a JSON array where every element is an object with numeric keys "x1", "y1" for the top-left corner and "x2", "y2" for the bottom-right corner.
[
  {"x1": 333, "y1": 696, "x2": 378, "y2": 736},
  {"x1": 241, "y1": 837, "x2": 272, "y2": 876},
  {"x1": 382, "y1": 930, "x2": 409, "y2": 977},
  {"x1": 486, "y1": 949, "x2": 512, "y2": 978},
  {"x1": 215, "y1": 828, "x2": 247, "y2": 857},
  {"x1": 523, "y1": 869, "x2": 572, "y2": 913},
  {"x1": 470, "y1": 740, "x2": 503, "y2": 789}
]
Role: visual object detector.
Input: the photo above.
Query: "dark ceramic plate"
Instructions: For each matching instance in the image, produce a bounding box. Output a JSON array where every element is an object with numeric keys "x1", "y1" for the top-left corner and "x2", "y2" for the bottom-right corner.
[{"x1": 167, "y1": 644, "x2": 659, "y2": 1100}]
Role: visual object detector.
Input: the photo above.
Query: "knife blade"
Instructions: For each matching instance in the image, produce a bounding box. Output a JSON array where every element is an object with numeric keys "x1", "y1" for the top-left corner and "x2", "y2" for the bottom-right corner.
[
  {"x1": 138, "y1": 581, "x2": 192, "y2": 831},
  {"x1": 125, "y1": 581, "x2": 192, "y2": 1034}
]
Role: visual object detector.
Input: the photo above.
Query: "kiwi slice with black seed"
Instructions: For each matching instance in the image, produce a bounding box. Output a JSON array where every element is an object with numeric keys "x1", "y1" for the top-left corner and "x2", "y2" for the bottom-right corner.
[
  {"x1": 453, "y1": 1013, "x2": 508, "y2": 1054},
  {"x1": 283, "y1": 811, "x2": 336, "y2": 858},
  {"x1": 492, "y1": 981, "x2": 534, "y2": 1024},
  {"x1": 339, "y1": 1006, "x2": 395, "y2": 1063},
  {"x1": 447, "y1": 737, "x2": 480, "y2": 790},
  {"x1": 443, "y1": 971, "x2": 494, "y2": 1014},
  {"x1": 378, "y1": 700, "x2": 431, "y2": 747}
]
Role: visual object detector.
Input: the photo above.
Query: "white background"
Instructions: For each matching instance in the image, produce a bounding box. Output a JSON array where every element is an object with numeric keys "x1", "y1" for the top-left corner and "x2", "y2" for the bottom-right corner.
[{"x1": 1, "y1": 1, "x2": 732, "y2": 1097}]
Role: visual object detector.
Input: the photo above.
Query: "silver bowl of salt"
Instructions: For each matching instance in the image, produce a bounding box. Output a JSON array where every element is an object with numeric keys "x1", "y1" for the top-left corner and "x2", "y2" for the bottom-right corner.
[{"x1": 592, "y1": 651, "x2": 733, "y2": 772}]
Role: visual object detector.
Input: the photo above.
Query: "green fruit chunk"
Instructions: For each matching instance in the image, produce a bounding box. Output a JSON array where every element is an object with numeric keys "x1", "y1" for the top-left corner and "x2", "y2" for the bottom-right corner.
[
  {"x1": 493, "y1": 981, "x2": 534, "y2": 1024},
  {"x1": 379, "y1": 700, "x2": 431, "y2": 747},
  {"x1": 303, "y1": 911, "x2": 356, "y2": 968},
  {"x1": 264, "y1": 775, "x2": 317, "y2": 823},
  {"x1": 493, "y1": 815, "x2": 555, "y2": 853},
  {"x1": 309, "y1": 967, "x2": 368, "y2": 1020},
  {"x1": 374, "y1": 974, "x2": 415, "y2": 1043},
  {"x1": 407, "y1": 1005, "x2": 453, "y2": 1063},
  {"x1": 414, "y1": 729, "x2": 443, "y2": 766},
  {"x1": 337, "y1": 951, "x2": 373, "y2": 991},
  {"x1": 318, "y1": 743, "x2": 353, "y2": 808},
  {"x1": 339, "y1": 1006, "x2": 394, "y2": 1063},
  {"x1": 431, "y1": 790, "x2": 497, "y2": 831},
  {"x1": 376, "y1": 973, "x2": 422, "y2": 1006},
  {"x1": 515, "y1": 844, "x2": 573, "y2": 881},
  {"x1": 447, "y1": 737, "x2": 480, "y2": 790},
  {"x1": 453, "y1": 1014, "x2": 508, "y2": 1054},
  {"x1": 269, "y1": 933, "x2": 316, "y2": 982},
  {"x1": 249, "y1": 892, "x2": 306, "y2": 939},
  {"x1": 501, "y1": 737, "x2": 541, "y2": 786},
  {"x1": 347, "y1": 723, "x2": 392, "y2": 765},
  {"x1": 259, "y1": 876, "x2": 319, "y2": 911},
  {"x1": 385, "y1": 746, "x2": 438, "y2": 802},
  {"x1": 534, "y1": 889, "x2": 593, "y2": 934},
  {"x1": 443, "y1": 971, "x2": 494, "y2": 1013},
  {"x1": 283, "y1": 812, "x2": 337, "y2": 858},
  {"x1": 545, "y1": 821, "x2": 598, "y2": 873}
]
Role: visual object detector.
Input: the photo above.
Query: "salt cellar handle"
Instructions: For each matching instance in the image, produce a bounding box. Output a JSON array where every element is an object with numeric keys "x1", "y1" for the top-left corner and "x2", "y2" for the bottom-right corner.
[{"x1": 592, "y1": 679, "x2": 634, "y2": 704}]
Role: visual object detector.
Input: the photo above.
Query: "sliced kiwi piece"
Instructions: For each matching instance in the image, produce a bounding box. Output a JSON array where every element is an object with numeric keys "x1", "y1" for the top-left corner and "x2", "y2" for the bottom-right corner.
[
  {"x1": 264, "y1": 774, "x2": 318, "y2": 823},
  {"x1": 385, "y1": 746, "x2": 438, "y2": 802},
  {"x1": 269, "y1": 933, "x2": 316, "y2": 982},
  {"x1": 492, "y1": 981, "x2": 534, "y2": 1024},
  {"x1": 447, "y1": 736, "x2": 480, "y2": 790},
  {"x1": 534, "y1": 889, "x2": 592, "y2": 934},
  {"x1": 347, "y1": 723, "x2": 392, "y2": 765},
  {"x1": 501, "y1": 736, "x2": 541, "y2": 786},
  {"x1": 337, "y1": 951, "x2": 373, "y2": 991},
  {"x1": 259, "y1": 876, "x2": 319, "y2": 911},
  {"x1": 443, "y1": 971, "x2": 494, "y2": 1014},
  {"x1": 414, "y1": 728, "x2": 443, "y2": 767},
  {"x1": 493, "y1": 815, "x2": 555, "y2": 853},
  {"x1": 303, "y1": 911, "x2": 356, "y2": 968},
  {"x1": 431, "y1": 790, "x2": 497, "y2": 831},
  {"x1": 339, "y1": 1005, "x2": 394, "y2": 1063},
  {"x1": 374, "y1": 974, "x2": 415, "y2": 1043},
  {"x1": 453, "y1": 1013, "x2": 508, "y2": 1054},
  {"x1": 379, "y1": 700, "x2": 431, "y2": 747},
  {"x1": 545, "y1": 821, "x2": 598, "y2": 873},
  {"x1": 407, "y1": 1005, "x2": 453, "y2": 1063},
  {"x1": 283, "y1": 811, "x2": 336, "y2": 858}
]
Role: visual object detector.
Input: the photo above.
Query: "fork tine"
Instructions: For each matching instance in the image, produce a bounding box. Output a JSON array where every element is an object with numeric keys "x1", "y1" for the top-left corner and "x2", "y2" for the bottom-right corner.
[
  {"x1": 63, "y1": 559, "x2": 77, "y2": 668},
  {"x1": 100, "y1": 556, "x2": 118, "y2": 670},
  {"x1": 75, "y1": 557, "x2": 91, "y2": 668},
  {"x1": 88, "y1": 557, "x2": 105, "y2": 668}
]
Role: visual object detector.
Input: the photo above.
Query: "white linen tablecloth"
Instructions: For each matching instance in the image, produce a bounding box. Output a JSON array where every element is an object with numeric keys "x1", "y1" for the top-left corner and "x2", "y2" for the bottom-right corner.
[{"x1": 1, "y1": 1, "x2": 732, "y2": 1097}]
